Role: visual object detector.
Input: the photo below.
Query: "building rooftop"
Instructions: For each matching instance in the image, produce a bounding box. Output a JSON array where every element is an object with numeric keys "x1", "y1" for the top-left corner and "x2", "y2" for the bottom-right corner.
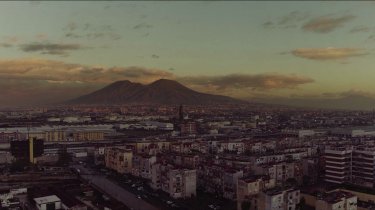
[
  {"x1": 319, "y1": 191, "x2": 356, "y2": 204},
  {"x1": 34, "y1": 195, "x2": 61, "y2": 204}
]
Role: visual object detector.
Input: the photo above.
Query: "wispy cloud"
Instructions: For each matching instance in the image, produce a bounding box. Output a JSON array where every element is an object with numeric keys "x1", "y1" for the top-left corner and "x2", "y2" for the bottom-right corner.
[
  {"x1": 262, "y1": 21, "x2": 274, "y2": 28},
  {"x1": 19, "y1": 42, "x2": 83, "y2": 56},
  {"x1": 290, "y1": 48, "x2": 368, "y2": 60},
  {"x1": 178, "y1": 73, "x2": 314, "y2": 91},
  {"x1": 350, "y1": 26, "x2": 372, "y2": 33},
  {"x1": 3, "y1": 36, "x2": 19, "y2": 44},
  {"x1": 262, "y1": 11, "x2": 309, "y2": 29},
  {"x1": 302, "y1": 15, "x2": 355, "y2": 33},
  {"x1": 63, "y1": 22, "x2": 122, "y2": 40},
  {"x1": 133, "y1": 23, "x2": 153, "y2": 30},
  {"x1": 277, "y1": 11, "x2": 310, "y2": 28},
  {"x1": 0, "y1": 36, "x2": 19, "y2": 48},
  {"x1": 64, "y1": 22, "x2": 78, "y2": 31},
  {"x1": 0, "y1": 58, "x2": 173, "y2": 84},
  {"x1": 368, "y1": 35, "x2": 375, "y2": 41},
  {"x1": 0, "y1": 43, "x2": 13, "y2": 48},
  {"x1": 0, "y1": 58, "x2": 176, "y2": 106}
]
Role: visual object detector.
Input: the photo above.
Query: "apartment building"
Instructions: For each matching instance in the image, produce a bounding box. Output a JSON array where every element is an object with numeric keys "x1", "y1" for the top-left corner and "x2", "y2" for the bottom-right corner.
[
  {"x1": 315, "y1": 191, "x2": 357, "y2": 210},
  {"x1": 258, "y1": 188, "x2": 300, "y2": 210},
  {"x1": 170, "y1": 154, "x2": 200, "y2": 169},
  {"x1": 167, "y1": 169, "x2": 197, "y2": 199},
  {"x1": 218, "y1": 141, "x2": 245, "y2": 154},
  {"x1": 324, "y1": 147, "x2": 375, "y2": 187},
  {"x1": 104, "y1": 147, "x2": 133, "y2": 174},
  {"x1": 197, "y1": 163, "x2": 224, "y2": 194},
  {"x1": 223, "y1": 169, "x2": 244, "y2": 200},
  {"x1": 351, "y1": 147, "x2": 375, "y2": 187},
  {"x1": 236, "y1": 176, "x2": 276, "y2": 210},
  {"x1": 151, "y1": 163, "x2": 197, "y2": 198},
  {"x1": 134, "y1": 141, "x2": 171, "y2": 155},
  {"x1": 132, "y1": 154, "x2": 157, "y2": 179},
  {"x1": 324, "y1": 148, "x2": 352, "y2": 184},
  {"x1": 266, "y1": 162, "x2": 296, "y2": 185}
]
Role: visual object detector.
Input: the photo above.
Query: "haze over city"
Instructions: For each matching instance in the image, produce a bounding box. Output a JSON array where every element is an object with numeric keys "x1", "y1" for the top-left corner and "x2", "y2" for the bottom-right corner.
[{"x1": 0, "y1": 1, "x2": 375, "y2": 109}]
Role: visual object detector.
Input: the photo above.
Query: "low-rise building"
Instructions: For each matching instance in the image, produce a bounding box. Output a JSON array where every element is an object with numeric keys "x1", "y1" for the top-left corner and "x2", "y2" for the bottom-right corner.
[
  {"x1": 258, "y1": 188, "x2": 300, "y2": 210},
  {"x1": 315, "y1": 191, "x2": 357, "y2": 210},
  {"x1": 34, "y1": 195, "x2": 62, "y2": 210},
  {"x1": 105, "y1": 147, "x2": 133, "y2": 174},
  {"x1": 151, "y1": 163, "x2": 197, "y2": 199}
]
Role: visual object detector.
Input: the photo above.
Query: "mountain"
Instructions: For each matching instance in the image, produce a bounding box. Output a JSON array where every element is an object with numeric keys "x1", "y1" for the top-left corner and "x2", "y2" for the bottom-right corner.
[{"x1": 67, "y1": 79, "x2": 245, "y2": 105}]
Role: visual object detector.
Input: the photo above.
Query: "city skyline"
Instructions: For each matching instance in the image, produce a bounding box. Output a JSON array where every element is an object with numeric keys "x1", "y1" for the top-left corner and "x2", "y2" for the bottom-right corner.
[{"x1": 0, "y1": 1, "x2": 375, "y2": 107}]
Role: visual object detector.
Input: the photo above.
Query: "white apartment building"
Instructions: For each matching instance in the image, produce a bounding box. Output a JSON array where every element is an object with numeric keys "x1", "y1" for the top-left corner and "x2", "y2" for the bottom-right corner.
[{"x1": 258, "y1": 188, "x2": 300, "y2": 210}]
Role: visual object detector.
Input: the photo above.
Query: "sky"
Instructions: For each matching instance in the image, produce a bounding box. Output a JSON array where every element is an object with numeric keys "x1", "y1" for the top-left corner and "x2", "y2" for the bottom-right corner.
[{"x1": 0, "y1": 1, "x2": 375, "y2": 107}]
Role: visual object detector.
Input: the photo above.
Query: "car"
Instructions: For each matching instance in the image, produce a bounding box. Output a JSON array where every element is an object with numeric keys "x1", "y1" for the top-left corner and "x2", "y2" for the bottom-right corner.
[
  {"x1": 137, "y1": 195, "x2": 142, "y2": 199},
  {"x1": 208, "y1": 204, "x2": 215, "y2": 209},
  {"x1": 166, "y1": 201, "x2": 173, "y2": 205}
]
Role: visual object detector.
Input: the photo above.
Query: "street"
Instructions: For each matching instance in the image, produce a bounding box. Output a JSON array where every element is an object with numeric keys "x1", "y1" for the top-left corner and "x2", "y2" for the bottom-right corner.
[{"x1": 73, "y1": 165, "x2": 159, "y2": 210}]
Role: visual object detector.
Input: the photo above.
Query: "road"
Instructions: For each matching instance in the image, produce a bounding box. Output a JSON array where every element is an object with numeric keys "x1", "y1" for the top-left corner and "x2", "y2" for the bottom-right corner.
[{"x1": 73, "y1": 165, "x2": 159, "y2": 210}]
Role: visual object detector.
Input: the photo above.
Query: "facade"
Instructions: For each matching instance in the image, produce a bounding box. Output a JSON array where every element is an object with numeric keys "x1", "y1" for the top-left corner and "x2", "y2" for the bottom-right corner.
[
  {"x1": 180, "y1": 122, "x2": 197, "y2": 135},
  {"x1": 134, "y1": 141, "x2": 170, "y2": 155},
  {"x1": 34, "y1": 195, "x2": 62, "y2": 210},
  {"x1": 104, "y1": 147, "x2": 133, "y2": 174},
  {"x1": 151, "y1": 163, "x2": 197, "y2": 199},
  {"x1": 132, "y1": 154, "x2": 157, "y2": 179},
  {"x1": 301, "y1": 158, "x2": 320, "y2": 185},
  {"x1": 237, "y1": 176, "x2": 276, "y2": 210},
  {"x1": 324, "y1": 147, "x2": 375, "y2": 187},
  {"x1": 0, "y1": 125, "x2": 113, "y2": 142},
  {"x1": 315, "y1": 191, "x2": 357, "y2": 210},
  {"x1": 351, "y1": 147, "x2": 375, "y2": 187},
  {"x1": 258, "y1": 188, "x2": 300, "y2": 210},
  {"x1": 223, "y1": 169, "x2": 244, "y2": 200},
  {"x1": 262, "y1": 162, "x2": 296, "y2": 185},
  {"x1": 324, "y1": 148, "x2": 352, "y2": 184}
]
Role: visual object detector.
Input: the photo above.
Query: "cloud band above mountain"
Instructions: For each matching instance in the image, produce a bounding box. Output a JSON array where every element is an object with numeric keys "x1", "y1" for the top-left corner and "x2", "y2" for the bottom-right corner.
[
  {"x1": 0, "y1": 58, "x2": 315, "y2": 106},
  {"x1": 178, "y1": 74, "x2": 314, "y2": 91},
  {"x1": 291, "y1": 48, "x2": 369, "y2": 60}
]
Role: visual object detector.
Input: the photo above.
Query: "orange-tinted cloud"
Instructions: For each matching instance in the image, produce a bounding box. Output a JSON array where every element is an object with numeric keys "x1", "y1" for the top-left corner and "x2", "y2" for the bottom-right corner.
[
  {"x1": 291, "y1": 48, "x2": 368, "y2": 60},
  {"x1": 302, "y1": 15, "x2": 355, "y2": 33},
  {"x1": 178, "y1": 74, "x2": 314, "y2": 91},
  {"x1": 0, "y1": 58, "x2": 176, "y2": 106},
  {"x1": 0, "y1": 58, "x2": 174, "y2": 84}
]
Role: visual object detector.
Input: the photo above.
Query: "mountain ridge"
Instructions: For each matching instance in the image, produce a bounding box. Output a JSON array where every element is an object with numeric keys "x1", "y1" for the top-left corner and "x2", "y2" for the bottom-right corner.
[{"x1": 67, "y1": 79, "x2": 245, "y2": 105}]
